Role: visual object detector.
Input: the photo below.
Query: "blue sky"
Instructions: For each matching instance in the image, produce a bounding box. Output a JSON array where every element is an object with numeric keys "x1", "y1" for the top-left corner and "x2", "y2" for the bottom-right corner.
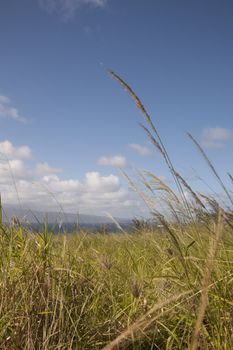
[{"x1": 0, "y1": 0, "x2": 233, "y2": 217}]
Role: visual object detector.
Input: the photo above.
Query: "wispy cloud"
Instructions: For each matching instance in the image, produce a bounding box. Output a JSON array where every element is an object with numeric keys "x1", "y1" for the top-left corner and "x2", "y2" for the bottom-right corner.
[
  {"x1": 0, "y1": 95, "x2": 27, "y2": 123},
  {"x1": 129, "y1": 143, "x2": 151, "y2": 156},
  {"x1": 201, "y1": 127, "x2": 233, "y2": 149},
  {"x1": 39, "y1": 0, "x2": 108, "y2": 20},
  {"x1": 97, "y1": 155, "x2": 127, "y2": 167}
]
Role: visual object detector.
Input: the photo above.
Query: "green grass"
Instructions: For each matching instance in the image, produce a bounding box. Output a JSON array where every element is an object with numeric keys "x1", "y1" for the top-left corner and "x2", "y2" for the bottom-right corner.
[{"x1": 0, "y1": 222, "x2": 233, "y2": 349}]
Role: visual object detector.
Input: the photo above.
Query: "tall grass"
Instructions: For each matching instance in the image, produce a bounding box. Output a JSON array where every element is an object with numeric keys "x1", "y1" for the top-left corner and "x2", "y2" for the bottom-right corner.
[{"x1": 0, "y1": 73, "x2": 232, "y2": 349}]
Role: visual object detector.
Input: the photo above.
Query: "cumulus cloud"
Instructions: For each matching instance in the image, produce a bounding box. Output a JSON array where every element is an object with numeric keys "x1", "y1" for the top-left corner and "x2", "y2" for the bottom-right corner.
[
  {"x1": 0, "y1": 159, "x2": 32, "y2": 181},
  {"x1": 0, "y1": 140, "x2": 141, "y2": 216},
  {"x1": 129, "y1": 143, "x2": 151, "y2": 156},
  {"x1": 0, "y1": 95, "x2": 27, "y2": 123},
  {"x1": 85, "y1": 171, "x2": 120, "y2": 192},
  {"x1": 41, "y1": 175, "x2": 81, "y2": 192},
  {"x1": 39, "y1": 0, "x2": 108, "y2": 19},
  {"x1": 97, "y1": 155, "x2": 127, "y2": 167},
  {"x1": 202, "y1": 127, "x2": 233, "y2": 149},
  {"x1": 0, "y1": 140, "x2": 32, "y2": 159}
]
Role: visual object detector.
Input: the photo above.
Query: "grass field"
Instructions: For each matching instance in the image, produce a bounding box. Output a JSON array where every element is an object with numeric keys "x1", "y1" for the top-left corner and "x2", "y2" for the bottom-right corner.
[
  {"x1": 0, "y1": 219, "x2": 233, "y2": 349},
  {"x1": 0, "y1": 73, "x2": 233, "y2": 349}
]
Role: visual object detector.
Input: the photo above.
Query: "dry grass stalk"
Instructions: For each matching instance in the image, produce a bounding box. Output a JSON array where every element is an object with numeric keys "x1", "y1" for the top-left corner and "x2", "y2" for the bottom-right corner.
[
  {"x1": 188, "y1": 133, "x2": 233, "y2": 206},
  {"x1": 109, "y1": 70, "x2": 194, "y2": 218},
  {"x1": 174, "y1": 171, "x2": 206, "y2": 209},
  {"x1": 105, "y1": 212, "x2": 127, "y2": 234},
  {"x1": 190, "y1": 208, "x2": 224, "y2": 350},
  {"x1": 145, "y1": 170, "x2": 180, "y2": 203},
  {"x1": 101, "y1": 291, "x2": 190, "y2": 350},
  {"x1": 156, "y1": 213, "x2": 191, "y2": 283},
  {"x1": 199, "y1": 193, "x2": 219, "y2": 213},
  {"x1": 139, "y1": 123, "x2": 164, "y2": 155},
  {"x1": 108, "y1": 70, "x2": 157, "y2": 134},
  {"x1": 120, "y1": 168, "x2": 156, "y2": 211},
  {"x1": 100, "y1": 255, "x2": 113, "y2": 270},
  {"x1": 134, "y1": 168, "x2": 154, "y2": 194},
  {"x1": 130, "y1": 279, "x2": 142, "y2": 299},
  {"x1": 228, "y1": 173, "x2": 233, "y2": 184}
]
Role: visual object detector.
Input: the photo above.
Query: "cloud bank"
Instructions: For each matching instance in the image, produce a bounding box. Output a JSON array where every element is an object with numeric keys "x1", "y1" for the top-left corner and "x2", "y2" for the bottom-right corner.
[{"x1": 0, "y1": 140, "x2": 140, "y2": 217}]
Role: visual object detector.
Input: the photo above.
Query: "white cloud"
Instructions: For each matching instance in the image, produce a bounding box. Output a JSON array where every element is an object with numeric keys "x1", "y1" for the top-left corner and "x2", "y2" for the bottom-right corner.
[
  {"x1": 0, "y1": 96, "x2": 27, "y2": 123},
  {"x1": 129, "y1": 143, "x2": 151, "y2": 156},
  {"x1": 39, "y1": 0, "x2": 108, "y2": 19},
  {"x1": 85, "y1": 171, "x2": 120, "y2": 192},
  {"x1": 0, "y1": 140, "x2": 142, "y2": 217},
  {"x1": 202, "y1": 127, "x2": 233, "y2": 149},
  {"x1": 0, "y1": 170, "x2": 138, "y2": 215},
  {"x1": 35, "y1": 162, "x2": 62, "y2": 176},
  {"x1": 41, "y1": 175, "x2": 81, "y2": 192},
  {"x1": 0, "y1": 140, "x2": 32, "y2": 159},
  {"x1": 0, "y1": 159, "x2": 32, "y2": 181},
  {"x1": 97, "y1": 155, "x2": 127, "y2": 167}
]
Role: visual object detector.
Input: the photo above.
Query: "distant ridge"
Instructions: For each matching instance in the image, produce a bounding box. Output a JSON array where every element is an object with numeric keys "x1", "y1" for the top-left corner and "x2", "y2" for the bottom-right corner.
[{"x1": 2, "y1": 205, "x2": 130, "y2": 225}]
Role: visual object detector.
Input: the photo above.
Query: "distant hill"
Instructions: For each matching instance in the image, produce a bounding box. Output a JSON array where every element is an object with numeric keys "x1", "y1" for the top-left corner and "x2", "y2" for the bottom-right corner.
[{"x1": 2, "y1": 205, "x2": 130, "y2": 226}]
